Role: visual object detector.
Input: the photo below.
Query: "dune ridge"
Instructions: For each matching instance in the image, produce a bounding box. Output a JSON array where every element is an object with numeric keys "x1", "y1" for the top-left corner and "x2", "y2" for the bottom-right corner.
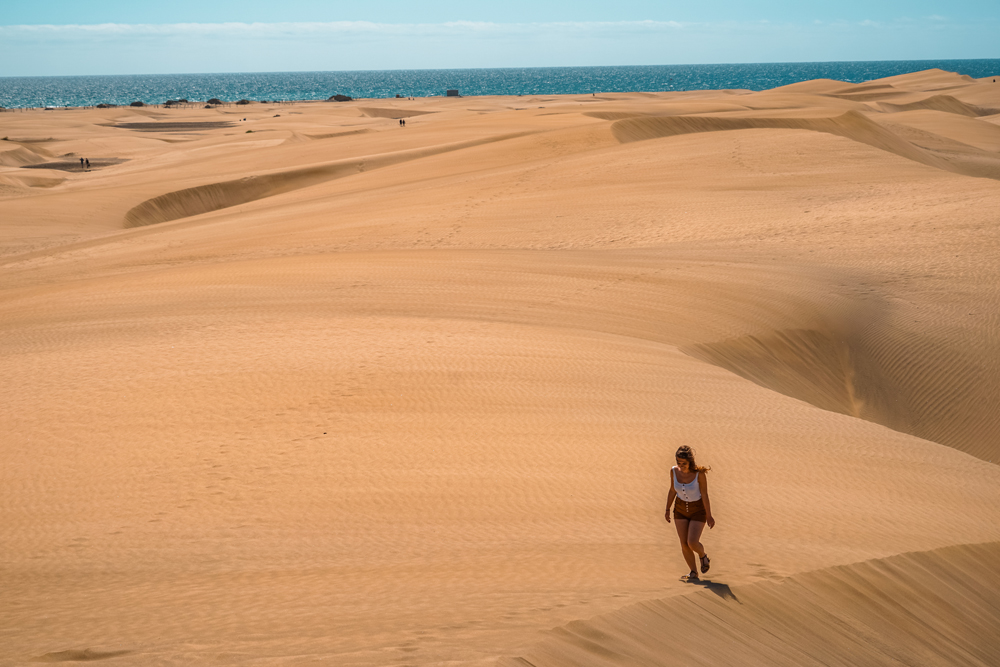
[
  {"x1": 123, "y1": 131, "x2": 535, "y2": 227},
  {"x1": 29, "y1": 648, "x2": 133, "y2": 663},
  {"x1": 878, "y1": 93, "x2": 997, "y2": 117},
  {"x1": 502, "y1": 541, "x2": 1000, "y2": 667},
  {"x1": 609, "y1": 110, "x2": 1000, "y2": 180},
  {"x1": 304, "y1": 128, "x2": 374, "y2": 140},
  {"x1": 685, "y1": 319, "x2": 1000, "y2": 462},
  {"x1": 0, "y1": 143, "x2": 49, "y2": 167},
  {"x1": 359, "y1": 107, "x2": 438, "y2": 119}
]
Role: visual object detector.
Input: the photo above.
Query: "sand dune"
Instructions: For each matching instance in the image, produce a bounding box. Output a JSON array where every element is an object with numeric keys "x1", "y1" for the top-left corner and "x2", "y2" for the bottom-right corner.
[
  {"x1": 611, "y1": 110, "x2": 929, "y2": 157},
  {"x1": 875, "y1": 109, "x2": 1000, "y2": 152},
  {"x1": 504, "y1": 541, "x2": 1000, "y2": 667},
  {"x1": 0, "y1": 143, "x2": 50, "y2": 167},
  {"x1": 609, "y1": 109, "x2": 1000, "y2": 180},
  {"x1": 303, "y1": 128, "x2": 374, "y2": 140},
  {"x1": 123, "y1": 131, "x2": 536, "y2": 227},
  {"x1": 3, "y1": 68, "x2": 1000, "y2": 666},
  {"x1": 878, "y1": 93, "x2": 996, "y2": 117},
  {"x1": 869, "y1": 68, "x2": 976, "y2": 90},
  {"x1": 358, "y1": 106, "x2": 438, "y2": 119},
  {"x1": 584, "y1": 102, "x2": 751, "y2": 121},
  {"x1": 0, "y1": 171, "x2": 65, "y2": 189},
  {"x1": 767, "y1": 78, "x2": 856, "y2": 95},
  {"x1": 686, "y1": 318, "x2": 1000, "y2": 461},
  {"x1": 831, "y1": 82, "x2": 898, "y2": 95}
]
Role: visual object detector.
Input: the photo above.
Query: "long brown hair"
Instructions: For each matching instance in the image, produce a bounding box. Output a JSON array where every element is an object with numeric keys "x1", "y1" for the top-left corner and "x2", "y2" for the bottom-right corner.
[{"x1": 675, "y1": 445, "x2": 710, "y2": 474}]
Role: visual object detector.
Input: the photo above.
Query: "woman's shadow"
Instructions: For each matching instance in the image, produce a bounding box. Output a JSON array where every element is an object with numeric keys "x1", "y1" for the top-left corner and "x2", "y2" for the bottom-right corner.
[{"x1": 683, "y1": 577, "x2": 739, "y2": 602}]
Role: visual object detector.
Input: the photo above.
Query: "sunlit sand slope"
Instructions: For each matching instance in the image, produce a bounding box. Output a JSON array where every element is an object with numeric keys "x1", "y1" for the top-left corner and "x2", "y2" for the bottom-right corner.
[
  {"x1": 2, "y1": 68, "x2": 1000, "y2": 666},
  {"x1": 504, "y1": 541, "x2": 1000, "y2": 667},
  {"x1": 610, "y1": 109, "x2": 1000, "y2": 179},
  {"x1": 123, "y1": 131, "x2": 535, "y2": 227}
]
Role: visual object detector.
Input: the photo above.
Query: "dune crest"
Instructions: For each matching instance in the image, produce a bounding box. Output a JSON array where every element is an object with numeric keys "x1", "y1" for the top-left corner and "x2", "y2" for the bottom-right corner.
[
  {"x1": 503, "y1": 541, "x2": 1000, "y2": 667},
  {"x1": 878, "y1": 93, "x2": 997, "y2": 117},
  {"x1": 685, "y1": 317, "x2": 1000, "y2": 462},
  {"x1": 123, "y1": 131, "x2": 535, "y2": 227},
  {"x1": 609, "y1": 109, "x2": 1000, "y2": 180},
  {"x1": 359, "y1": 107, "x2": 437, "y2": 119},
  {"x1": 0, "y1": 143, "x2": 49, "y2": 167}
]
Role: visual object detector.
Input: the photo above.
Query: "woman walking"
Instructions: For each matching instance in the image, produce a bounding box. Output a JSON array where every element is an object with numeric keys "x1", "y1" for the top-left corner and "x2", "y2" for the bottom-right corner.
[{"x1": 664, "y1": 445, "x2": 715, "y2": 580}]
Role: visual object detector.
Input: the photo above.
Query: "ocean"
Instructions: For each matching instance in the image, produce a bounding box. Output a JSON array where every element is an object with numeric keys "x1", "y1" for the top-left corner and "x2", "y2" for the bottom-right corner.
[{"x1": 1, "y1": 59, "x2": 998, "y2": 109}]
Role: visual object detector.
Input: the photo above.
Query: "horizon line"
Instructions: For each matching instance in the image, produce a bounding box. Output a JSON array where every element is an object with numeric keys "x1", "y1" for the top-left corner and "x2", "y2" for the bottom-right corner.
[{"x1": 2, "y1": 57, "x2": 997, "y2": 81}]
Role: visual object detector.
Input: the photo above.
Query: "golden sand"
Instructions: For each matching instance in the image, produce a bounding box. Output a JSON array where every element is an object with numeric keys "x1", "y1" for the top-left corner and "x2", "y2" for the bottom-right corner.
[{"x1": 3, "y1": 68, "x2": 1000, "y2": 666}]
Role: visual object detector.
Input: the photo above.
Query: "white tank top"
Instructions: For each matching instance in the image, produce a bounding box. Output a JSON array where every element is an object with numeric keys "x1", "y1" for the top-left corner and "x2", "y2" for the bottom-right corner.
[{"x1": 673, "y1": 467, "x2": 701, "y2": 501}]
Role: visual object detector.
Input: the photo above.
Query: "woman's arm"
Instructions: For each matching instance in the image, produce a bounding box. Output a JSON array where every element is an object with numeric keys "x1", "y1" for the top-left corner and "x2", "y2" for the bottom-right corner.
[
  {"x1": 665, "y1": 467, "x2": 676, "y2": 522},
  {"x1": 700, "y1": 471, "x2": 715, "y2": 528}
]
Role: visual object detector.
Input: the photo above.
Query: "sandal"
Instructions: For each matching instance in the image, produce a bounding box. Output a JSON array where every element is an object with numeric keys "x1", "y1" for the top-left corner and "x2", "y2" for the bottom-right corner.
[
  {"x1": 687, "y1": 570, "x2": 699, "y2": 580},
  {"x1": 700, "y1": 554, "x2": 711, "y2": 574}
]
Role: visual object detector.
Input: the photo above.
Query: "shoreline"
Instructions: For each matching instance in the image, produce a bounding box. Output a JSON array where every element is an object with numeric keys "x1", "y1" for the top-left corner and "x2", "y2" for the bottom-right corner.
[{"x1": 2, "y1": 58, "x2": 997, "y2": 110}]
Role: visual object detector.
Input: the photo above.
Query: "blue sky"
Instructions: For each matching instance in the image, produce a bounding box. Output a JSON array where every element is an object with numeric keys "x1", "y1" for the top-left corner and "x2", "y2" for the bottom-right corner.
[{"x1": 1, "y1": 1, "x2": 996, "y2": 76}]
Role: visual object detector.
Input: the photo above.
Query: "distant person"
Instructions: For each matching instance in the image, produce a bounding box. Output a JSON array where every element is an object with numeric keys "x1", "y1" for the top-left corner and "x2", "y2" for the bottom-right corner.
[
  {"x1": 85, "y1": 158, "x2": 90, "y2": 170},
  {"x1": 664, "y1": 445, "x2": 715, "y2": 581},
  {"x1": 399, "y1": 119, "x2": 403, "y2": 127},
  {"x1": 79, "y1": 157, "x2": 84, "y2": 169}
]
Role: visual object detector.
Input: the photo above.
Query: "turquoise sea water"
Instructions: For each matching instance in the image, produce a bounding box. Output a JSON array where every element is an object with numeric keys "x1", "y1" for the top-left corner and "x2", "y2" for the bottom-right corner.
[{"x1": 1, "y1": 60, "x2": 998, "y2": 109}]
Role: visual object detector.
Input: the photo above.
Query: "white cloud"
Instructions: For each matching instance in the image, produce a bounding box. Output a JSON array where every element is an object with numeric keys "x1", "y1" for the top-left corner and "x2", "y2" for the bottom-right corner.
[
  {"x1": 0, "y1": 20, "x2": 687, "y2": 39},
  {"x1": 0, "y1": 18, "x2": 994, "y2": 77}
]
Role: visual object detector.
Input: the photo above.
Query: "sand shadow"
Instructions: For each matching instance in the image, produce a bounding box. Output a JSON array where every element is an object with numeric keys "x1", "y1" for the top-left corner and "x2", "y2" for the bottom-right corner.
[
  {"x1": 21, "y1": 159, "x2": 128, "y2": 172},
  {"x1": 684, "y1": 578, "x2": 739, "y2": 603},
  {"x1": 114, "y1": 122, "x2": 235, "y2": 132},
  {"x1": 30, "y1": 648, "x2": 132, "y2": 662}
]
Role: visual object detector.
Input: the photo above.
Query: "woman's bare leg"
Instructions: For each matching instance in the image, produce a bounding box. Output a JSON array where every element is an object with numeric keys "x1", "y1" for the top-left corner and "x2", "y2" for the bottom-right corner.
[
  {"x1": 686, "y1": 520, "x2": 707, "y2": 559},
  {"x1": 674, "y1": 517, "x2": 697, "y2": 573}
]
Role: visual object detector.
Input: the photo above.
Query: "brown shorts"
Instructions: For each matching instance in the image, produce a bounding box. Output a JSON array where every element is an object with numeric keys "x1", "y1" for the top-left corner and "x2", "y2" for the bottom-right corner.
[{"x1": 673, "y1": 498, "x2": 707, "y2": 523}]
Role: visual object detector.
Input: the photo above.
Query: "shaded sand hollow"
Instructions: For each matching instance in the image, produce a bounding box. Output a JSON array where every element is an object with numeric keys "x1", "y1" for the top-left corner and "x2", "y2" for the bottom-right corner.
[{"x1": 2, "y1": 68, "x2": 1000, "y2": 666}]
